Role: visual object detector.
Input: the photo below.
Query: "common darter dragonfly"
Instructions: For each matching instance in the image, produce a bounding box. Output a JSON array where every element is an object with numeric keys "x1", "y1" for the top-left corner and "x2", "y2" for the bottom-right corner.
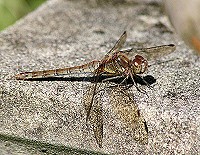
[{"x1": 15, "y1": 31, "x2": 176, "y2": 147}]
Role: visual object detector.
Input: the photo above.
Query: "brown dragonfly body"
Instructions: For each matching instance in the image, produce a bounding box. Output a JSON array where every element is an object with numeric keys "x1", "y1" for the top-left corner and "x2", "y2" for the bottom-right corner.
[
  {"x1": 15, "y1": 31, "x2": 176, "y2": 147},
  {"x1": 15, "y1": 32, "x2": 164, "y2": 80},
  {"x1": 15, "y1": 52, "x2": 147, "y2": 80}
]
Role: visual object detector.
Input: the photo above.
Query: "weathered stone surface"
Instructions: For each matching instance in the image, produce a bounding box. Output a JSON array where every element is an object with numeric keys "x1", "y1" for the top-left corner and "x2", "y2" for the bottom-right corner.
[{"x1": 0, "y1": 0, "x2": 199, "y2": 154}]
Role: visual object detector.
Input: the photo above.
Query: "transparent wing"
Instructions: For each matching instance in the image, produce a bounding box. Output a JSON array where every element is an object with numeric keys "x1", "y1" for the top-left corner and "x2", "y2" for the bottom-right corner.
[
  {"x1": 108, "y1": 87, "x2": 148, "y2": 144},
  {"x1": 106, "y1": 31, "x2": 127, "y2": 56},
  {"x1": 82, "y1": 82, "x2": 103, "y2": 148},
  {"x1": 122, "y1": 44, "x2": 176, "y2": 60}
]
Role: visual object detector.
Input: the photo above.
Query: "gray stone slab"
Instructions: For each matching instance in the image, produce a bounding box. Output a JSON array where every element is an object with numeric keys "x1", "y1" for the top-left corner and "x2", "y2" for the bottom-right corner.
[{"x1": 0, "y1": 0, "x2": 199, "y2": 154}]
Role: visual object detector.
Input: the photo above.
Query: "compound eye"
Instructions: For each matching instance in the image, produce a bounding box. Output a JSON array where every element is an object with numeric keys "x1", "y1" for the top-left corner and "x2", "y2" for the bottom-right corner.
[
  {"x1": 132, "y1": 55, "x2": 148, "y2": 74},
  {"x1": 132, "y1": 58, "x2": 142, "y2": 74},
  {"x1": 140, "y1": 59, "x2": 148, "y2": 73},
  {"x1": 134, "y1": 60, "x2": 139, "y2": 67}
]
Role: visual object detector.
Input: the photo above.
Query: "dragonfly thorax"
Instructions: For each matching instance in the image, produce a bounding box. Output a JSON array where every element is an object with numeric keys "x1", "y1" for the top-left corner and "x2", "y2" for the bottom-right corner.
[{"x1": 131, "y1": 55, "x2": 148, "y2": 74}]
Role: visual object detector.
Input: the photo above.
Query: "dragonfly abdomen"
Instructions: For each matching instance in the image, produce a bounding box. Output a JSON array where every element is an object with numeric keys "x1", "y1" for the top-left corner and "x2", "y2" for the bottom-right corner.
[{"x1": 15, "y1": 60, "x2": 100, "y2": 80}]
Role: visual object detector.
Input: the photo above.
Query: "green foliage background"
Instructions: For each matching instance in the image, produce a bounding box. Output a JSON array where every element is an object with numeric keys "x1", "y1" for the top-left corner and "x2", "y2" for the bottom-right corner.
[{"x1": 0, "y1": 0, "x2": 46, "y2": 31}]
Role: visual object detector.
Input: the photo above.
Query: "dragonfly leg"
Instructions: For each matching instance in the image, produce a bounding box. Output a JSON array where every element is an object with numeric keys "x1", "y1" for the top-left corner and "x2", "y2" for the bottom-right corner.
[
  {"x1": 130, "y1": 74, "x2": 149, "y2": 97},
  {"x1": 95, "y1": 75, "x2": 128, "y2": 95},
  {"x1": 101, "y1": 75, "x2": 124, "y2": 83},
  {"x1": 140, "y1": 76, "x2": 153, "y2": 89}
]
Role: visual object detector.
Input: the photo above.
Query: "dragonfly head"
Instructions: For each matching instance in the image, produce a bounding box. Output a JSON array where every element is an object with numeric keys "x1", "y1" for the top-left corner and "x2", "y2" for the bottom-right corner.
[{"x1": 131, "y1": 55, "x2": 148, "y2": 74}]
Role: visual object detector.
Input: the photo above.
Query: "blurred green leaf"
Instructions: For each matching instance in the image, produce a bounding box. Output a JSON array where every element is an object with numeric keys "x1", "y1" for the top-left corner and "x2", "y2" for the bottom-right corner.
[{"x1": 0, "y1": 0, "x2": 46, "y2": 31}]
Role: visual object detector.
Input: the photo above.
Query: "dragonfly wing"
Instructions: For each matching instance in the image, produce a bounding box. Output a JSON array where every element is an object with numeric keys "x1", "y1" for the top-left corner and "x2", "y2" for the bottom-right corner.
[
  {"x1": 91, "y1": 92, "x2": 103, "y2": 148},
  {"x1": 83, "y1": 80, "x2": 103, "y2": 147},
  {"x1": 106, "y1": 31, "x2": 127, "y2": 56},
  {"x1": 108, "y1": 87, "x2": 148, "y2": 144},
  {"x1": 122, "y1": 44, "x2": 176, "y2": 60}
]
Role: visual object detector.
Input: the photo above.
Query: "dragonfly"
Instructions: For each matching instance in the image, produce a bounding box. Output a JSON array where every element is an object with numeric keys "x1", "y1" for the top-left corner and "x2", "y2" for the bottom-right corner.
[{"x1": 15, "y1": 31, "x2": 176, "y2": 147}]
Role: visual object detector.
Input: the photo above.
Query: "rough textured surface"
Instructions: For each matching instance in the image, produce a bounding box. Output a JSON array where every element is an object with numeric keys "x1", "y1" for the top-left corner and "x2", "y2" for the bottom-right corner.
[{"x1": 0, "y1": 0, "x2": 199, "y2": 154}]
